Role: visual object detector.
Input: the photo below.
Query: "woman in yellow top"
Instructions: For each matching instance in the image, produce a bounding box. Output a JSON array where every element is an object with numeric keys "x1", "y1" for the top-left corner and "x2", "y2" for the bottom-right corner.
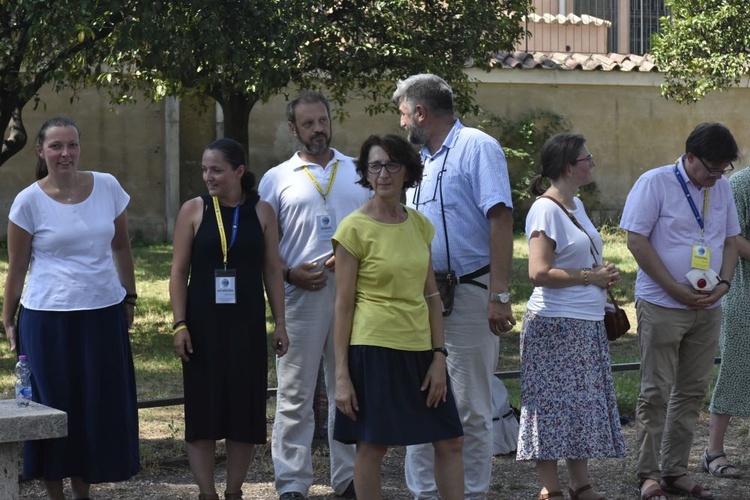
[{"x1": 332, "y1": 134, "x2": 464, "y2": 500}]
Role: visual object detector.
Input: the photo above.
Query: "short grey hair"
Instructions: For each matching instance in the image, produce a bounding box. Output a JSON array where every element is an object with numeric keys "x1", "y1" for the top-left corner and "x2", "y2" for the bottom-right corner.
[{"x1": 392, "y1": 74, "x2": 454, "y2": 117}]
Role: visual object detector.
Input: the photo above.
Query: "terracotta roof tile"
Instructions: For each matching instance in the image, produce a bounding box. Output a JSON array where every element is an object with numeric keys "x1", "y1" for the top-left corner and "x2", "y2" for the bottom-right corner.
[
  {"x1": 524, "y1": 13, "x2": 612, "y2": 28},
  {"x1": 490, "y1": 51, "x2": 659, "y2": 72}
]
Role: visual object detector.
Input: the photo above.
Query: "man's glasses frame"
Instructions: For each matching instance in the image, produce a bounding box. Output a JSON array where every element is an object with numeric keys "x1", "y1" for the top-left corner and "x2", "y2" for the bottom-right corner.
[{"x1": 696, "y1": 155, "x2": 734, "y2": 176}]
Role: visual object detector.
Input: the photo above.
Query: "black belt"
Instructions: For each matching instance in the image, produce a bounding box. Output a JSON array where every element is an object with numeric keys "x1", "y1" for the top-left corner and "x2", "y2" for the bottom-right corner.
[{"x1": 458, "y1": 264, "x2": 490, "y2": 290}]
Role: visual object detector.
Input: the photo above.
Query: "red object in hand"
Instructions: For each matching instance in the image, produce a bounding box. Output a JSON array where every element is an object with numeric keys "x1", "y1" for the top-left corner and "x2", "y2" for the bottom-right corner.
[{"x1": 697, "y1": 278, "x2": 707, "y2": 289}]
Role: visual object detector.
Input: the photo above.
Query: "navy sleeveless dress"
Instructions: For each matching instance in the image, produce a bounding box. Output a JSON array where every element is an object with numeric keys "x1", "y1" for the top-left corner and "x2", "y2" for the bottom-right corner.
[{"x1": 183, "y1": 194, "x2": 268, "y2": 443}]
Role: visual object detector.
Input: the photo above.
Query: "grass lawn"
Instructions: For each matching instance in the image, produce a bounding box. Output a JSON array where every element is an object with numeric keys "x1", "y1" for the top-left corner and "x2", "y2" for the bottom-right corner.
[{"x1": 0, "y1": 229, "x2": 719, "y2": 468}]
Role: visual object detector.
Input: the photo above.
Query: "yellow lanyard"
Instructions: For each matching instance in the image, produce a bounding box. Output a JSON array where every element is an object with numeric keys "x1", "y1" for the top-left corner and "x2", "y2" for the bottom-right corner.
[
  {"x1": 701, "y1": 188, "x2": 710, "y2": 239},
  {"x1": 212, "y1": 196, "x2": 239, "y2": 269},
  {"x1": 303, "y1": 160, "x2": 338, "y2": 209}
]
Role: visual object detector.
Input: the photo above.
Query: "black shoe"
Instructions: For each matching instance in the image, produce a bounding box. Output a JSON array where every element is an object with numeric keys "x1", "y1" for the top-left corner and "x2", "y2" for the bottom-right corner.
[
  {"x1": 339, "y1": 480, "x2": 356, "y2": 499},
  {"x1": 279, "y1": 493, "x2": 305, "y2": 500}
]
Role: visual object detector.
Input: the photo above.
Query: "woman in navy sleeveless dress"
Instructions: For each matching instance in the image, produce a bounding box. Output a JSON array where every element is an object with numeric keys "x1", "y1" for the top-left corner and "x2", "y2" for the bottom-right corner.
[{"x1": 170, "y1": 138, "x2": 288, "y2": 500}]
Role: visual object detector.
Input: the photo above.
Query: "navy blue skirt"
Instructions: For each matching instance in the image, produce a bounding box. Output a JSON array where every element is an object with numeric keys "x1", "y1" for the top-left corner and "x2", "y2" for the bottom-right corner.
[
  {"x1": 333, "y1": 345, "x2": 463, "y2": 446},
  {"x1": 18, "y1": 304, "x2": 140, "y2": 483}
]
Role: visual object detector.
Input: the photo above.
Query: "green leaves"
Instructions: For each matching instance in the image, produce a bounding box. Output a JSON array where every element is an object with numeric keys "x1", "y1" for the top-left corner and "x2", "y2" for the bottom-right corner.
[
  {"x1": 653, "y1": 0, "x2": 750, "y2": 102},
  {"x1": 0, "y1": 0, "x2": 532, "y2": 164}
]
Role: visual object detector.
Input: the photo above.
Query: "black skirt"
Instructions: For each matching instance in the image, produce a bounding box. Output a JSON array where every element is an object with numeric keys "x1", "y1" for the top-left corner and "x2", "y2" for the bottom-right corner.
[{"x1": 333, "y1": 345, "x2": 463, "y2": 446}]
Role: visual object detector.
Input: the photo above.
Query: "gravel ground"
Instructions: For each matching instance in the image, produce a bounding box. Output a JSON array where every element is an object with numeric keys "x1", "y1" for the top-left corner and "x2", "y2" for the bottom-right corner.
[{"x1": 18, "y1": 414, "x2": 750, "y2": 499}]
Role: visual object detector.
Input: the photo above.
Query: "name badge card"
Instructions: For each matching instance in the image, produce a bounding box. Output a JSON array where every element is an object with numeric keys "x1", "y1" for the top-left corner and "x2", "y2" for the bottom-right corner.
[
  {"x1": 691, "y1": 241, "x2": 711, "y2": 270},
  {"x1": 317, "y1": 214, "x2": 336, "y2": 240},
  {"x1": 215, "y1": 269, "x2": 237, "y2": 304}
]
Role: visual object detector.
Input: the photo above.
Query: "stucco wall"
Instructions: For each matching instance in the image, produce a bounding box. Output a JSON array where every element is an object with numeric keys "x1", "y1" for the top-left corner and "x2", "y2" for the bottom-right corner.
[
  {"x1": 0, "y1": 87, "x2": 166, "y2": 241},
  {"x1": 2, "y1": 70, "x2": 748, "y2": 242},
  {"x1": 470, "y1": 68, "x2": 750, "y2": 217}
]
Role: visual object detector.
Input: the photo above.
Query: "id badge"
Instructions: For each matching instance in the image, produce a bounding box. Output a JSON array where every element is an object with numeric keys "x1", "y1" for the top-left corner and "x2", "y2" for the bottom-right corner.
[
  {"x1": 215, "y1": 269, "x2": 237, "y2": 304},
  {"x1": 691, "y1": 242, "x2": 711, "y2": 270},
  {"x1": 316, "y1": 214, "x2": 336, "y2": 240}
]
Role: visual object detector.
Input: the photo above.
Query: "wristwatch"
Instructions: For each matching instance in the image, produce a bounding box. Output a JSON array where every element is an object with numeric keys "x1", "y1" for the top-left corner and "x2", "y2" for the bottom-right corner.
[
  {"x1": 489, "y1": 291, "x2": 511, "y2": 304},
  {"x1": 433, "y1": 347, "x2": 449, "y2": 357}
]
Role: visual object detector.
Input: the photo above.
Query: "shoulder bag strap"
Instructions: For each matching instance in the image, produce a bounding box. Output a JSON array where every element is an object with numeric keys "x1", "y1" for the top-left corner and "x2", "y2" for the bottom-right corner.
[
  {"x1": 607, "y1": 289, "x2": 620, "y2": 309},
  {"x1": 538, "y1": 195, "x2": 600, "y2": 265},
  {"x1": 539, "y1": 196, "x2": 619, "y2": 306}
]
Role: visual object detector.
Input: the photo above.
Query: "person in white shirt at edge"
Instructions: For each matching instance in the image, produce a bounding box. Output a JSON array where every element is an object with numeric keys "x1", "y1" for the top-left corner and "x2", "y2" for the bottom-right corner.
[
  {"x1": 258, "y1": 90, "x2": 369, "y2": 500},
  {"x1": 394, "y1": 74, "x2": 515, "y2": 500}
]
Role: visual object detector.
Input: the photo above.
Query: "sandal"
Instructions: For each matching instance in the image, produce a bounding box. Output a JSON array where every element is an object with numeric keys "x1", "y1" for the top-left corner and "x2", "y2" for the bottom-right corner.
[
  {"x1": 538, "y1": 490, "x2": 564, "y2": 500},
  {"x1": 702, "y1": 449, "x2": 743, "y2": 478},
  {"x1": 569, "y1": 484, "x2": 605, "y2": 500},
  {"x1": 639, "y1": 479, "x2": 668, "y2": 500},
  {"x1": 661, "y1": 475, "x2": 714, "y2": 499}
]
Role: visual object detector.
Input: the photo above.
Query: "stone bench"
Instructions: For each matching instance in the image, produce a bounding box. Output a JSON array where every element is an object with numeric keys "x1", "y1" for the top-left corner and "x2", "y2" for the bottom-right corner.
[{"x1": 0, "y1": 399, "x2": 67, "y2": 500}]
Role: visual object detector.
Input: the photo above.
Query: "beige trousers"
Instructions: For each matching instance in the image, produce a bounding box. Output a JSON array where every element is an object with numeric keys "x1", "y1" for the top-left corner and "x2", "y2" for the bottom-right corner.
[{"x1": 635, "y1": 299, "x2": 721, "y2": 480}]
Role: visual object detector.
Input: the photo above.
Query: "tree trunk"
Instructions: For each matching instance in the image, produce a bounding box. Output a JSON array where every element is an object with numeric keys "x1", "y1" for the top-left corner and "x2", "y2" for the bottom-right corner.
[
  {"x1": 0, "y1": 95, "x2": 28, "y2": 167},
  {"x1": 217, "y1": 93, "x2": 258, "y2": 158}
]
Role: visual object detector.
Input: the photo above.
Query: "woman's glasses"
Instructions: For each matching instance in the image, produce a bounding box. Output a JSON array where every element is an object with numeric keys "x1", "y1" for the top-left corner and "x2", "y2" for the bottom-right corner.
[{"x1": 367, "y1": 162, "x2": 403, "y2": 174}]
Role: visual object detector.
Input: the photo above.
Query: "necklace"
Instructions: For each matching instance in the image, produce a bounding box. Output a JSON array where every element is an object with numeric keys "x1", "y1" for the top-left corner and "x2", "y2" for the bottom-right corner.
[
  {"x1": 61, "y1": 185, "x2": 77, "y2": 203},
  {"x1": 45, "y1": 172, "x2": 79, "y2": 203}
]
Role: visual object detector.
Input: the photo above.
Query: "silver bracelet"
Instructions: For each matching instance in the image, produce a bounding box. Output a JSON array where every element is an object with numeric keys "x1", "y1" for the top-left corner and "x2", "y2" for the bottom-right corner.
[{"x1": 424, "y1": 291, "x2": 440, "y2": 298}]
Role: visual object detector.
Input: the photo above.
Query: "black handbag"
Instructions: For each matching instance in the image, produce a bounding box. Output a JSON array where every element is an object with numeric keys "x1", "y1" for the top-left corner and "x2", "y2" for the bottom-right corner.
[{"x1": 434, "y1": 270, "x2": 458, "y2": 316}]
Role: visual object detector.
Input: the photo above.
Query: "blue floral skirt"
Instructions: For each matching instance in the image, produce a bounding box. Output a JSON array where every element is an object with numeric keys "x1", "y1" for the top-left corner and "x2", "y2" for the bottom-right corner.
[{"x1": 516, "y1": 312, "x2": 626, "y2": 461}]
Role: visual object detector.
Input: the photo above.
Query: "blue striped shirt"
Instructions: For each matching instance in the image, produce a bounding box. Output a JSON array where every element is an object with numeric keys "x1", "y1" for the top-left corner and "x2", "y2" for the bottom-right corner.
[{"x1": 406, "y1": 120, "x2": 513, "y2": 276}]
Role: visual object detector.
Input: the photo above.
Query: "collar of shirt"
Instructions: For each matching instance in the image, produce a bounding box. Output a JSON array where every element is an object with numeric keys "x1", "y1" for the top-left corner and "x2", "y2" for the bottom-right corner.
[
  {"x1": 676, "y1": 154, "x2": 707, "y2": 192},
  {"x1": 290, "y1": 148, "x2": 350, "y2": 170},
  {"x1": 421, "y1": 119, "x2": 463, "y2": 161}
]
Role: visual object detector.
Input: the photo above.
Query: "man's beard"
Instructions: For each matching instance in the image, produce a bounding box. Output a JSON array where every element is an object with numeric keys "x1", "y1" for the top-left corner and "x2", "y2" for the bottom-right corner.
[
  {"x1": 300, "y1": 132, "x2": 331, "y2": 156},
  {"x1": 406, "y1": 125, "x2": 428, "y2": 146}
]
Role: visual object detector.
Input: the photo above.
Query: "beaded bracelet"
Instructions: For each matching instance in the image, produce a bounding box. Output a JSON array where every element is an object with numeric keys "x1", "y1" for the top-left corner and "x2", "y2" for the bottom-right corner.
[{"x1": 582, "y1": 268, "x2": 590, "y2": 286}]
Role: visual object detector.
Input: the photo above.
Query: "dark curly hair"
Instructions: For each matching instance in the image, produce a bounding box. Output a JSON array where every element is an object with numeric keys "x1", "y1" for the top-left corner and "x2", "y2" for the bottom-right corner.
[{"x1": 355, "y1": 134, "x2": 423, "y2": 190}]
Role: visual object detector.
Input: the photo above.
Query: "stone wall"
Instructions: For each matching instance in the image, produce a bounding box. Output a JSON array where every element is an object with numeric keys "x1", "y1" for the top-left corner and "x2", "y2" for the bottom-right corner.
[{"x1": 1, "y1": 70, "x2": 748, "y2": 242}]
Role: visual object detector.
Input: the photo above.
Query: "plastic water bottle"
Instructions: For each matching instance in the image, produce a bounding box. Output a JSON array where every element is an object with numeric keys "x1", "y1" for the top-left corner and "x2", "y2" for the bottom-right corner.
[{"x1": 15, "y1": 355, "x2": 32, "y2": 405}]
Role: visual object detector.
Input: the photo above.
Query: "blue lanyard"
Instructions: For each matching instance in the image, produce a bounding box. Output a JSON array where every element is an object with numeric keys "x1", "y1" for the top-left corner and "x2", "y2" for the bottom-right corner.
[
  {"x1": 229, "y1": 204, "x2": 240, "y2": 249},
  {"x1": 673, "y1": 162, "x2": 708, "y2": 236}
]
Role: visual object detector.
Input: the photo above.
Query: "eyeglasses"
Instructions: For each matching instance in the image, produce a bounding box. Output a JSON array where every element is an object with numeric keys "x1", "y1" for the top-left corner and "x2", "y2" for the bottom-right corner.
[
  {"x1": 574, "y1": 154, "x2": 595, "y2": 167},
  {"x1": 411, "y1": 168, "x2": 446, "y2": 207},
  {"x1": 696, "y1": 155, "x2": 734, "y2": 176},
  {"x1": 367, "y1": 162, "x2": 402, "y2": 174},
  {"x1": 412, "y1": 150, "x2": 451, "y2": 208}
]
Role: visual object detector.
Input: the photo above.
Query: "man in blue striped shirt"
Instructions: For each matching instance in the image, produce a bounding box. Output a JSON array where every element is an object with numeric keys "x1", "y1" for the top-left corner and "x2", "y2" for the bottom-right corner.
[{"x1": 395, "y1": 74, "x2": 515, "y2": 500}]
